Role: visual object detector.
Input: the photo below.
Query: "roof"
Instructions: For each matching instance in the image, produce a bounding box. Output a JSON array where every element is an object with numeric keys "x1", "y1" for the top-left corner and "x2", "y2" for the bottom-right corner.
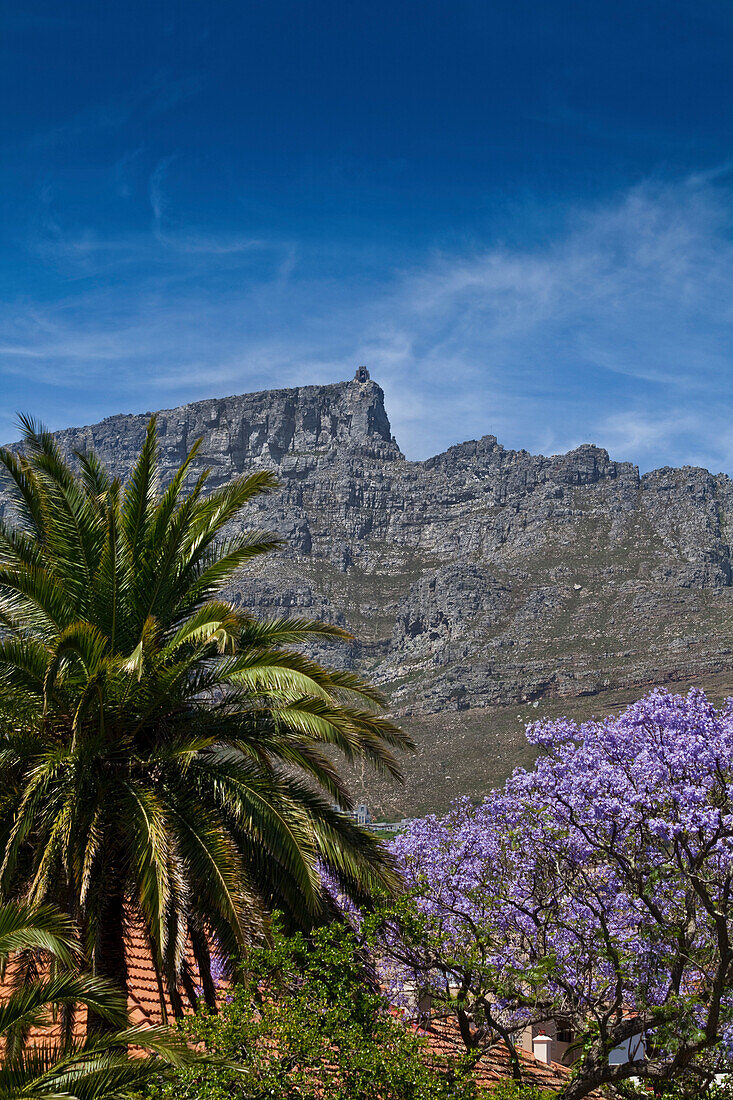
[
  {"x1": 125, "y1": 923, "x2": 184, "y2": 1027},
  {"x1": 2, "y1": 933, "x2": 602, "y2": 1095},
  {"x1": 0, "y1": 922, "x2": 207, "y2": 1050},
  {"x1": 417, "y1": 1018, "x2": 606, "y2": 1096},
  {"x1": 419, "y1": 1018, "x2": 572, "y2": 1092}
]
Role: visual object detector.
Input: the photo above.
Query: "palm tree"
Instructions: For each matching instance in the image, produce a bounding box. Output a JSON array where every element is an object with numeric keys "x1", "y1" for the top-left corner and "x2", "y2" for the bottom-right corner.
[
  {"x1": 0, "y1": 416, "x2": 411, "y2": 1021},
  {"x1": 0, "y1": 900, "x2": 193, "y2": 1099}
]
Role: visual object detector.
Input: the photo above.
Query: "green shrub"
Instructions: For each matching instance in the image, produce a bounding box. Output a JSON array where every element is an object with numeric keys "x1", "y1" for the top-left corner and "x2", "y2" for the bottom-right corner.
[
  {"x1": 145, "y1": 920, "x2": 481, "y2": 1100},
  {"x1": 490, "y1": 1084, "x2": 556, "y2": 1100}
]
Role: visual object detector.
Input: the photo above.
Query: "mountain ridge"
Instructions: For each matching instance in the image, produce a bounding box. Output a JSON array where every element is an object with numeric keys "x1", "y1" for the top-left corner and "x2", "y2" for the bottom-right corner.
[
  {"x1": 3, "y1": 372, "x2": 732, "y2": 814},
  {"x1": 7, "y1": 374, "x2": 726, "y2": 483}
]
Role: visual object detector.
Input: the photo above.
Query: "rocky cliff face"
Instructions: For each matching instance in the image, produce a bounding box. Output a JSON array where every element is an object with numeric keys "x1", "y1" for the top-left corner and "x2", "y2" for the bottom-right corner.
[{"x1": 3, "y1": 373, "x2": 733, "y2": 812}]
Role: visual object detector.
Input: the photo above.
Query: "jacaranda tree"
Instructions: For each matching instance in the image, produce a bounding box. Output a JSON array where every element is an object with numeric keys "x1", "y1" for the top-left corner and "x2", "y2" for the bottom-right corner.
[
  {"x1": 380, "y1": 690, "x2": 733, "y2": 1099},
  {"x1": 0, "y1": 416, "x2": 411, "y2": 1024}
]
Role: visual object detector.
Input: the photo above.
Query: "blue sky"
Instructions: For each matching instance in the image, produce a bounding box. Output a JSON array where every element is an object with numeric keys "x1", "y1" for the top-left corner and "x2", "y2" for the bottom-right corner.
[{"x1": 2, "y1": 1, "x2": 733, "y2": 470}]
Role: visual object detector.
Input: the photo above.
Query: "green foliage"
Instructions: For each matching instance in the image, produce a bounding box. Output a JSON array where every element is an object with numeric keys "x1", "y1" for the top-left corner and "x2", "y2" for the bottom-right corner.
[
  {"x1": 0, "y1": 900, "x2": 195, "y2": 1100},
  {"x1": 614, "y1": 1079, "x2": 733, "y2": 1099},
  {"x1": 0, "y1": 417, "x2": 412, "y2": 1006},
  {"x1": 490, "y1": 1085, "x2": 556, "y2": 1100},
  {"x1": 145, "y1": 920, "x2": 481, "y2": 1100}
]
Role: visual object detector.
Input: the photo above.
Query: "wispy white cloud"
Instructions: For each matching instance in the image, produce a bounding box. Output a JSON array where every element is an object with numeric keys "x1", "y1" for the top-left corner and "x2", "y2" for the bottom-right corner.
[
  {"x1": 3, "y1": 169, "x2": 733, "y2": 473},
  {"x1": 352, "y1": 172, "x2": 733, "y2": 463},
  {"x1": 597, "y1": 409, "x2": 733, "y2": 476}
]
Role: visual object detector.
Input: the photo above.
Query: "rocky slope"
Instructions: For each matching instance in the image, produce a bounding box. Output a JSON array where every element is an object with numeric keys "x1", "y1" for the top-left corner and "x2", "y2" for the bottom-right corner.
[{"x1": 3, "y1": 371, "x2": 733, "y2": 814}]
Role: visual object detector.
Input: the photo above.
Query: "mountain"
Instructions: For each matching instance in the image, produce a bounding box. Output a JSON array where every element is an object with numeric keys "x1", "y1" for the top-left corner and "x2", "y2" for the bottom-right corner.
[{"x1": 3, "y1": 370, "x2": 733, "y2": 815}]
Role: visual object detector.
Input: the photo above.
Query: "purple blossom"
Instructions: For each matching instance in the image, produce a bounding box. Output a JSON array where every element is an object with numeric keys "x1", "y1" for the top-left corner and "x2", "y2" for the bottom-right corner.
[{"x1": 380, "y1": 689, "x2": 733, "y2": 1098}]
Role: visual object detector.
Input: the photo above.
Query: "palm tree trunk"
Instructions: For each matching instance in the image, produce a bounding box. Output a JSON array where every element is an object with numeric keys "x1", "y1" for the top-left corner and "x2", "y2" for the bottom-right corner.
[
  {"x1": 88, "y1": 889, "x2": 128, "y2": 1036},
  {"x1": 166, "y1": 970, "x2": 186, "y2": 1019},
  {"x1": 180, "y1": 961, "x2": 200, "y2": 1014},
  {"x1": 191, "y1": 926, "x2": 218, "y2": 1011}
]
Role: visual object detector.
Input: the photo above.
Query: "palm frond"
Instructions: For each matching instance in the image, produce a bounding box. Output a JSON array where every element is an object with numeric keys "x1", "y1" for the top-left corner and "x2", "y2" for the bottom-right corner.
[
  {"x1": 74, "y1": 450, "x2": 112, "y2": 502},
  {"x1": 0, "y1": 440, "x2": 45, "y2": 540},
  {"x1": 0, "y1": 972, "x2": 128, "y2": 1038},
  {"x1": 121, "y1": 416, "x2": 159, "y2": 570},
  {"x1": 0, "y1": 904, "x2": 76, "y2": 967}
]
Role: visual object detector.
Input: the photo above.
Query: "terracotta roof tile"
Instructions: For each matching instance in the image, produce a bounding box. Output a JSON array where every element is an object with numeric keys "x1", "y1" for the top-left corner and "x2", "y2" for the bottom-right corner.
[
  {"x1": 0, "y1": 922, "x2": 212, "y2": 1050},
  {"x1": 417, "y1": 1018, "x2": 605, "y2": 1096}
]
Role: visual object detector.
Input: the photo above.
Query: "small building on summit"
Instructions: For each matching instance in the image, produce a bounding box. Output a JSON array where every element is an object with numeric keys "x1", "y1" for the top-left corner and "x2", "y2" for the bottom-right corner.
[{"x1": 354, "y1": 366, "x2": 370, "y2": 383}]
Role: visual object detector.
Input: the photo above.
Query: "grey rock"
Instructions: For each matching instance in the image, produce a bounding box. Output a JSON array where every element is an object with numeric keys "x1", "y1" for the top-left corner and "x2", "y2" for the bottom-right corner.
[{"x1": 3, "y1": 373, "x2": 733, "y2": 737}]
